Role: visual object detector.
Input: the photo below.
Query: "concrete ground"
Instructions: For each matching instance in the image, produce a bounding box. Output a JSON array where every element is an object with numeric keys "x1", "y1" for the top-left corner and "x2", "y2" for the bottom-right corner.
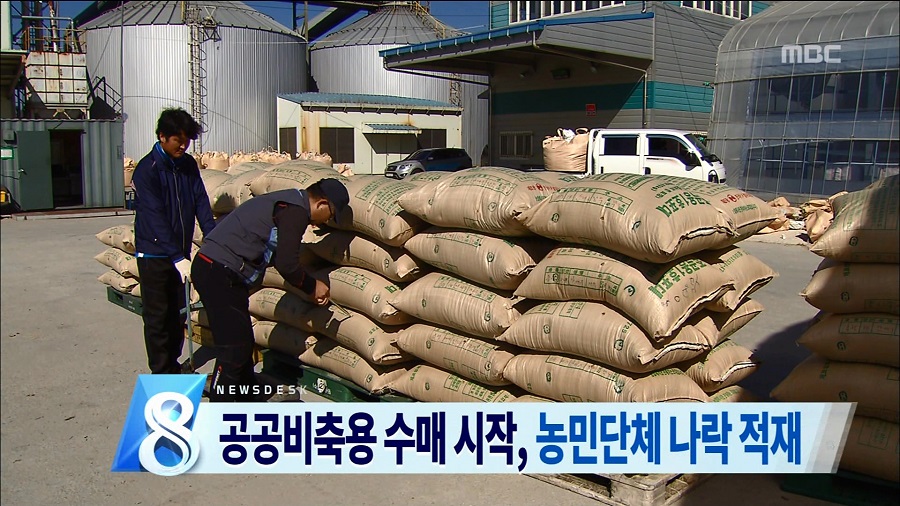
[{"x1": 1, "y1": 215, "x2": 835, "y2": 506}]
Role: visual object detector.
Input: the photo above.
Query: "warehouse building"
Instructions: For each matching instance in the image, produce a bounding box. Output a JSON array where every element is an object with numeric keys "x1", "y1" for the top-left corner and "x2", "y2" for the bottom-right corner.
[{"x1": 381, "y1": 1, "x2": 771, "y2": 170}]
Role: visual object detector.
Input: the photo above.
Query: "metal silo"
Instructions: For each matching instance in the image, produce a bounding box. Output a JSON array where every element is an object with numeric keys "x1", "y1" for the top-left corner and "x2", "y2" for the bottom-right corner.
[
  {"x1": 78, "y1": 1, "x2": 306, "y2": 159},
  {"x1": 310, "y1": 2, "x2": 489, "y2": 164}
]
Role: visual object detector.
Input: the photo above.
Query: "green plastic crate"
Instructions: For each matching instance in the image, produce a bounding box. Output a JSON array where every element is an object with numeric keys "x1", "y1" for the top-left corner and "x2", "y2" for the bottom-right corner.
[
  {"x1": 107, "y1": 286, "x2": 143, "y2": 315},
  {"x1": 781, "y1": 471, "x2": 900, "y2": 506}
]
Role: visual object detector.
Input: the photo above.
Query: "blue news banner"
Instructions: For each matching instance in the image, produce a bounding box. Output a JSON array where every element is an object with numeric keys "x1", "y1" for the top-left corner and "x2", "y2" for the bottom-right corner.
[{"x1": 112, "y1": 375, "x2": 855, "y2": 476}]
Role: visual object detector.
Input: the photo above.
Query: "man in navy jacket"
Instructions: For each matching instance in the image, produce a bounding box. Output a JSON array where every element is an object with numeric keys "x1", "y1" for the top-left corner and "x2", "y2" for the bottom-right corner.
[{"x1": 132, "y1": 108, "x2": 216, "y2": 374}]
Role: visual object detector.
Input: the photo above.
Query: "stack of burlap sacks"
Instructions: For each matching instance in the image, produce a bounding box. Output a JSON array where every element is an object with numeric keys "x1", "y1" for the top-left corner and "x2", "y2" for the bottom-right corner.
[
  {"x1": 771, "y1": 175, "x2": 899, "y2": 483},
  {"x1": 386, "y1": 169, "x2": 782, "y2": 403}
]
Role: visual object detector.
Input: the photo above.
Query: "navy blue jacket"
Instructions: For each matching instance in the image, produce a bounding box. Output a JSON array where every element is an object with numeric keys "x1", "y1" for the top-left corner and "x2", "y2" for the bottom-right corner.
[{"x1": 132, "y1": 143, "x2": 216, "y2": 263}]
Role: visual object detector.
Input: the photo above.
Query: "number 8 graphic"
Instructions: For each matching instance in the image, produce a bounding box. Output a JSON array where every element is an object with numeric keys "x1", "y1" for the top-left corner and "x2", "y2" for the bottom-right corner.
[{"x1": 138, "y1": 392, "x2": 200, "y2": 476}]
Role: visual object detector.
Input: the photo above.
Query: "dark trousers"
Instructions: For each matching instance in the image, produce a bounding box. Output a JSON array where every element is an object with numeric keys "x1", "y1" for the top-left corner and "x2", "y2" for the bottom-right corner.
[
  {"x1": 191, "y1": 255, "x2": 256, "y2": 402},
  {"x1": 136, "y1": 257, "x2": 186, "y2": 374}
]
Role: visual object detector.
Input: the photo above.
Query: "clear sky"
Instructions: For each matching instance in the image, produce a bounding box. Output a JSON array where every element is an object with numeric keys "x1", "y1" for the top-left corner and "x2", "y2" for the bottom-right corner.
[{"x1": 42, "y1": 1, "x2": 491, "y2": 37}]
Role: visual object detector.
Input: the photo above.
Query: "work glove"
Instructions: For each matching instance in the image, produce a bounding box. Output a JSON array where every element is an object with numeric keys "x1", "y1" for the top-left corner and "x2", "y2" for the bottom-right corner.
[{"x1": 174, "y1": 258, "x2": 192, "y2": 283}]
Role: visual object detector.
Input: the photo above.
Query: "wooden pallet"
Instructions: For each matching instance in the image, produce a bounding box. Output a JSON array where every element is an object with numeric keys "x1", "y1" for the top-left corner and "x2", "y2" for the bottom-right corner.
[{"x1": 529, "y1": 472, "x2": 711, "y2": 506}]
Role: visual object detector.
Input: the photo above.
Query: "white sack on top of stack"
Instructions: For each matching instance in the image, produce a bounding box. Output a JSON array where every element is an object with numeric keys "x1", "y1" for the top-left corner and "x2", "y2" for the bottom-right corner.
[
  {"x1": 517, "y1": 173, "x2": 735, "y2": 263},
  {"x1": 225, "y1": 161, "x2": 272, "y2": 176},
  {"x1": 249, "y1": 160, "x2": 347, "y2": 195},
  {"x1": 801, "y1": 259, "x2": 900, "y2": 315},
  {"x1": 403, "y1": 228, "x2": 556, "y2": 291},
  {"x1": 810, "y1": 175, "x2": 899, "y2": 263},
  {"x1": 514, "y1": 245, "x2": 734, "y2": 338},
  {"x1": 398, "y1": 167, "x2": 561, "y2": 237},
  {"x1": 332, "y1": 175, "x2": 427, "y2": 247},
  {"x1": 390, "y1": 272, "x2": 522, "y2": 339}
]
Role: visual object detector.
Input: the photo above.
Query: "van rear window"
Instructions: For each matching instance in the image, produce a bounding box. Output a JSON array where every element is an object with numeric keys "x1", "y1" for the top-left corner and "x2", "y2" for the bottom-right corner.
[{"x1": 603, "y1": 135, "x2": 639, "y2": 156}]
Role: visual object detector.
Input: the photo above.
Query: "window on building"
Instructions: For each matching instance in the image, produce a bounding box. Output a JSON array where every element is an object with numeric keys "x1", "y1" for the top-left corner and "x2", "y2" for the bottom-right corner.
[
  {"x1": 499, "y1": 132, "x2": 533, "y2": 158},
  {"x1": 319, "y1": 127, "x2": 354, "y2": 164},
  {"x1": 279, "y1": 127, "x2": 297, "y2": 159},
  {"x1": 508, "y1": 1, "x2": 623, "y2": 22},
  {"x1": 603, "y1": 135, "x2": 638, "y2": 155},
  {"x1": 417, "y1": 129, "x2": 447, "y2": 149},
  {"x1": 681, "y1": 1, "x2": 753, "y2": 20}
]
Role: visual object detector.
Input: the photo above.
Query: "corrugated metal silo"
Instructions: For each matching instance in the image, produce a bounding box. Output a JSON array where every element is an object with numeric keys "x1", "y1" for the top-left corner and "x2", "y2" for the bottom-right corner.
[
  {"x1": 79, "y1": 1, "x2": 306, "y2": 159},
  {"x1": 310, "y1": 2, "x2": 489, "y2": 164}
]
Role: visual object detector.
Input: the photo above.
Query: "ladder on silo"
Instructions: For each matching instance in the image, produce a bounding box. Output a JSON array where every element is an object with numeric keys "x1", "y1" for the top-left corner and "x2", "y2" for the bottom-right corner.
[
  {"x1": 183, "y1": 2, "x2": 220, "y2": 153},
  {"x1": 412, "y1": 2, "x2": 462, "y2": 107}
]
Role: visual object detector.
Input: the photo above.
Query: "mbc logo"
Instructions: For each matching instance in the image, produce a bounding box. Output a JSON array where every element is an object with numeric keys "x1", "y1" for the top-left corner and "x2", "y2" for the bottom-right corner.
[{"x1": 781, "y1": 44, "x2": 841, "y2": 64}]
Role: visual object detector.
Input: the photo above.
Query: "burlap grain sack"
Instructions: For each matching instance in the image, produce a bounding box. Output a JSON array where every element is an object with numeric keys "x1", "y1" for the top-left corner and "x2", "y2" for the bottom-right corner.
[
  {"x1": 96, "y1": 225, "x2": 135, "y2": 254},
  {"x1": 252, "y1": 320, "x2": 312, "y2": 356},
  {"x1": 624, "y1": 368, "x2": 710, "y2": 402},
  {"x1": 131, "y1": 284, "x2": 142, "y2": 297},
  {"x1": 249, "y1": 161, "x2": 346, "y2": 195},
  {"x1": 406, "y1": 171, "x2": 453, "y2": 184},
  {"x1": 390, "y1": 272, "x2": 521, "y2": 339},
  {"x1": 98, "y1": 270, "x2": 139, "y2": 293},
  {"x1": 248, "y1": 288, "x2": 314, "y2": 332},
  {"x1": 203, "y1": 152, "x2": 230, "y2": 171},
  {"x1": 682, "y1": 340, "x2": 758, "y2": 393},
  {"x1": 305, "y1": 229, "x2": 426, "y2": 283},
  {"x1": 498, "y1": 301, "x2": 714, "y2": 373},
  {"x1": 395, "y1": 324, "x2": 516, "y2": 386},
  {"x1": 708, "y1": 385, "x2": 761, "y2": 402},
  {"x1": 300, "y1": 337, "x2": 408, "y2": 395},
  {"x1": 811, "y1": 177, "x2": 899, "y2": 263},
  {"x1": 839, "y1": 416, "x2": 900, "y2": 482},
  {"x1": 225, "y1": 161, "x2": 272, "y2": 176},
  {"x1": 771, "y1": 356, "x2": 899, "y2": 423},
  {"x1": 700, "y1": 247, "x2": 777, "y2": 312},
  {"x1": 211, "y1": 177, "x2": 255, "y2": 214},
  {"x1": 303, "y1": 304, "x2": 409, "y2": 365},
  {"x1": 801, "y1": 260, "x2": 900, "y2": 315},
  {"x1": 653, "y1": 176, "x2": 781, "y2": 241},
  {"x1": 709, "y1": 299, "x2": 766, "y2": 342},
  {"x1": 805, "y1": 209, "x2": 833, "y2": 243},
  {"x1": 200, "y1": 167, "x2": 231, "y2": 193},
  {"x1": 796, "y1": 313, "x2": 899, "y2": 367},
  {"x1": 398, "y1": 167, "x2": 561, "y2": 237},
  {"x1": 542, "y1": 128, "x2": 589, "y2": 173},
  {"x1": 537, "y1": 172, "x2": 584, "y2": 187},
  {"x1": 190, "y1": 309, "x2": 209, "y2": 327},
  {"x1": 316, "y1": 266, "x2": 413, "y2": 326},
  {"x1": 503, "y1": 353, "x2": 707, "y2": 402},
  {"x1": 94, "y1": 247, "x2": 139, "y2": 277},
  {"x1": 514, "y1": 245, "x2": 733, "y2": 338},
  {"x1": 517, "y1": 174, "x2": 736, "y2": 263},
  {"x1": 389, "y1": 364, "x2": 518, "y2": 402},
  {"x1": 404, "y1": 228, "x2": 556, "y2": 290},
  {"x1": 334, "y1": 176, "x2": 426, "y2": 246}
]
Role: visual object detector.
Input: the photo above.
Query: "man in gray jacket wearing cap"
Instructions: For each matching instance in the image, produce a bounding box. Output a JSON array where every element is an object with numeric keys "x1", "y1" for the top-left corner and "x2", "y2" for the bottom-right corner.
[{"x1": 191, "y1": 178, "x2": 350, "y2": 402}]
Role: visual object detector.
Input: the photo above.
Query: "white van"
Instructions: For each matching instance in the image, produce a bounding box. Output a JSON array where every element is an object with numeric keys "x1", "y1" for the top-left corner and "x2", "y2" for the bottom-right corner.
[{"x1": 586, "y1": 129, "x2": 727, "y2": 183}]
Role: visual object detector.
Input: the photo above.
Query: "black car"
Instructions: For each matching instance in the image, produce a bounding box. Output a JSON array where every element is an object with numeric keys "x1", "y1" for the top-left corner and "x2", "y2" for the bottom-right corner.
[{"x1": 384, "y1": 148, "x2": 473, "y2": 179}]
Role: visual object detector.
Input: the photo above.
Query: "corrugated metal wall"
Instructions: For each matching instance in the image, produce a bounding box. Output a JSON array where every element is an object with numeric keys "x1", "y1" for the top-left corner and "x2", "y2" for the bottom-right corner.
[
  {"x1": 0, "y1": 119, "x2": 125, "y2": 208},
  {"x1": 83, "y1": 25, "x2": 305, "y2": 159},
  {"x1": 311, "y1": 44, "x2": 489, "y2": 165}
]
